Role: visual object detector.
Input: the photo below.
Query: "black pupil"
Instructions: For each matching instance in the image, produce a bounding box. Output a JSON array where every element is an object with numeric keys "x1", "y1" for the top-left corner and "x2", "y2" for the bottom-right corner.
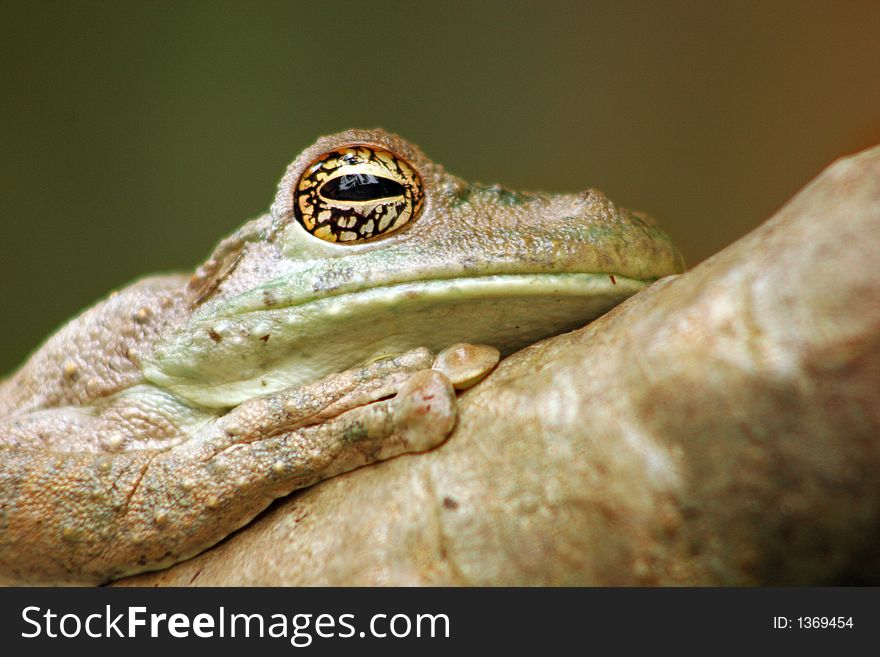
[{"x1": 321, "y1": 174, "x2": 405, "y2": 201}]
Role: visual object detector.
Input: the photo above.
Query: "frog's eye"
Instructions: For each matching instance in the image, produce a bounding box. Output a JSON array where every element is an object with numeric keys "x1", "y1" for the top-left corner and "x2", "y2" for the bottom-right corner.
[{"x1": 294, "y1": 146, "x2": 424, "y2": 243}]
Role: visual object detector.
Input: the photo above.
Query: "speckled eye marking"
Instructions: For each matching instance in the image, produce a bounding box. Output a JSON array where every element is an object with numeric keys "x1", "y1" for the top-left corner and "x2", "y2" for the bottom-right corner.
[{"x1": 294, "y1": 146, "x2": 424, "y2": 243}]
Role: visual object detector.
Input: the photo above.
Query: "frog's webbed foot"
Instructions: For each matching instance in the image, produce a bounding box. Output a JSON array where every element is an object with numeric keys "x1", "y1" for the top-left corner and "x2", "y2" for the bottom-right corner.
[
  {"x1": 248, "y1": 343, "x2": 501, "y2": 489},
  {"x1": 180, "y1": 343, "x2": 501, "y2": 489},
  {"x1": 232, "y1": 366, "x2": 457, "y2": 498}
]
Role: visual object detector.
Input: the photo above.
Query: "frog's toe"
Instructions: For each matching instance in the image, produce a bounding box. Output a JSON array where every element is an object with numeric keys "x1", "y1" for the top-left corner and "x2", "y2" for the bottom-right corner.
[
  {"x1": 432, "y1": 343, "x2": 500, "y2": 390},
  {"x1": 388, "y1": 369, "x2": 457, "y2": 453}
]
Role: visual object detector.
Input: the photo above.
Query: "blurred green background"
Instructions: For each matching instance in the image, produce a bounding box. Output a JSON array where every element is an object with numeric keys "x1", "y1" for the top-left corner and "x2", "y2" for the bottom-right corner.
[{"x1": 1, "y1": 0, "x2": 879, "y2": 375}]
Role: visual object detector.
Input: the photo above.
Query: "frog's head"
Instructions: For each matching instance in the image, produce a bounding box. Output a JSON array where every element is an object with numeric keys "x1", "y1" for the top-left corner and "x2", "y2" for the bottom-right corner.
[{"x1": 145, "y1": 129, "x2": 684, "y2": 408}]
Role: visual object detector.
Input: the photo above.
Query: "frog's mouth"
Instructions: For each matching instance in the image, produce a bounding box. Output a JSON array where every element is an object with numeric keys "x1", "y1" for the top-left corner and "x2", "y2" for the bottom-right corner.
[
  {"x1": 286, "y1": 271, "x2": 646, "y2": 322},
  {"x1": 146, "y1": 272, "x2": 650, "y2": 408}
]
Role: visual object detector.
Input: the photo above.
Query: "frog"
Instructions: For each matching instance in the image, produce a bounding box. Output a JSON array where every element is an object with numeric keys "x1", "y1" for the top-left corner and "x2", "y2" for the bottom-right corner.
[{"x1": 0, "y1": 129, "x2": 684, "y2": 585}]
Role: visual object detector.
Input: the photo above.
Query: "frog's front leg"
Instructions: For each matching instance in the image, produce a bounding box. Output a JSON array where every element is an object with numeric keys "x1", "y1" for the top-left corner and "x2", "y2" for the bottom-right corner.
[{"x1": 0, "y1": 345, "x2": 498, "y2": 585}]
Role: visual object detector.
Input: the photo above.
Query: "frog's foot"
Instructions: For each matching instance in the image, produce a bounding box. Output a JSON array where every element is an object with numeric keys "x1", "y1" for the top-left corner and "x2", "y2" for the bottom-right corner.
[
  {"x1": 254, "y1": 367, "x2": 457, "y2": 494},
  {"x1": 170, "y1": 344, "x2": 502, "y2": 498},
  {"x1": 172, "y1": 347, "x2": 460, "y2": 487},
  {"x1": 223, "y1": 344, "x2": 500, "y2": 495}
]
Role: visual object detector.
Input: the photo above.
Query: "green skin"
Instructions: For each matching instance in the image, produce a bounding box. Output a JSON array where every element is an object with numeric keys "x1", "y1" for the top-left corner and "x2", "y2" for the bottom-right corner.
[{"x1": 0, "y1": 129, "x2": 684, "y2": 584}]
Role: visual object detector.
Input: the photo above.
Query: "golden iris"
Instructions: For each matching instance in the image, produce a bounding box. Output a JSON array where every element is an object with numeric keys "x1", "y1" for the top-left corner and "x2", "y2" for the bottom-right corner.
[{"x1": 294, "y1": 146, "x2": 424, "y2": 243}]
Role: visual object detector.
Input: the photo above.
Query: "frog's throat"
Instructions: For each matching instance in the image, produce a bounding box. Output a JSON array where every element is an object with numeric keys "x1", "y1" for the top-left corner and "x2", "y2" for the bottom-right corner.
[{"x1": 146, "y1": 273, "x2": 650, "y2": 408}]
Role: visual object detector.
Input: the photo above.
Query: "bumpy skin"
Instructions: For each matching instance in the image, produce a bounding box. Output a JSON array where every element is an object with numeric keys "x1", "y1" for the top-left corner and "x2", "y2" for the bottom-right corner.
[{"x1": 0, "y1": 129, "x2": 683, "y2": 584}]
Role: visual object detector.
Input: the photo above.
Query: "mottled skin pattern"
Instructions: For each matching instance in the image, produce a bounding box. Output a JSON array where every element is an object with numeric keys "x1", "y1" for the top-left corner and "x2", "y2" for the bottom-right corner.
[{"x1": 0, "y1": 129, "x2": 683, "y2": 584}]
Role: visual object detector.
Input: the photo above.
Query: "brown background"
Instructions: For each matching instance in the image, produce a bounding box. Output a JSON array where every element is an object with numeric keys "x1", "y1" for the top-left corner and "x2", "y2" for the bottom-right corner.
[{"x1": 1, "y1": 0, "x2": 879, "y2": 375}]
